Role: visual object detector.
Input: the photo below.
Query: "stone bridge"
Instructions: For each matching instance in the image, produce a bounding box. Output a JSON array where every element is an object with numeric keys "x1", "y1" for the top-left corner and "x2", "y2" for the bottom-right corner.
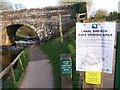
[{"x1": 0, "y1": 5, "x2": 76, "y2": 45}]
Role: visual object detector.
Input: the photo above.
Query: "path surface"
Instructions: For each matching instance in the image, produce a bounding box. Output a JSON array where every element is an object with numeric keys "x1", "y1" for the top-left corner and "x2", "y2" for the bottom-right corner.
[{"x1": 20, "y1": 45, "x2": 54, "y2": 88}]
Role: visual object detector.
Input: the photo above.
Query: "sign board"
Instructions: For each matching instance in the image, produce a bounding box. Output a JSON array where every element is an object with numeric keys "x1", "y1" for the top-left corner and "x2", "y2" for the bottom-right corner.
[
  {"x1": 85, "y1": 72, "x2": 101, "y2": 84},
  {"x1": 76, "y1": 22, "x2": 116, "y2": 73},
  {"x1": 61, "y1": 60, "x2": 71, "y2": 75}
]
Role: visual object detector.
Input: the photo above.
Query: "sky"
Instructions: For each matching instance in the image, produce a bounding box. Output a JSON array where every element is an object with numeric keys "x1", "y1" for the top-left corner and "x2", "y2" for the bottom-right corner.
[
  {"x1": 9, "y1": 0, "x2": 59, "y2": 8},
  {"x1": 9, "y1": 0, "x2": 120, "y2": 14},
  {"x1": 118, "y1": 1, "x2": 120, "y2": 12},
  {"x1": 93, "y1": 0, "x2": 119, "y2": 12}
]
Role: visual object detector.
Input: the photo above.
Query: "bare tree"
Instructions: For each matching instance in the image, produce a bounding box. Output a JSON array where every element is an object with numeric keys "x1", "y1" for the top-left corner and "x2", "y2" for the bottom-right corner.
[
  {"x1": 94, "y1": 9, "x2": 108, "y2": 19},
  {"x1": 13, "y1": 3, "x2": 25, "y2": 10},
  {"x1": 0, "y1": 0, "x2": 25, "y2": 11},
  {"x1": 0, "y1": 0, "x2": 13, "y2": 11}
]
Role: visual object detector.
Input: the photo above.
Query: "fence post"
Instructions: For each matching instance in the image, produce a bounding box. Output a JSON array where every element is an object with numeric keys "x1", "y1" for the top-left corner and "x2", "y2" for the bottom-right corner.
[
  {"x1": 19, "y1": 57, "x2": 24, "y2": 71},
  {"x1": 114, "y1": 31, "x2": 120, "y2": 89},
  {"x1": 76, "y1": 13, "x2": 80, "y2": 22},
  {"x1": 10, "y1": 66, "x2": 16, "y2": 84},
  {"x1": 22, "y1": 51, "x2": 26, "y2": 61},
  {"x1": 58, "y1": 13, "x2": 63, "y2": 43}
]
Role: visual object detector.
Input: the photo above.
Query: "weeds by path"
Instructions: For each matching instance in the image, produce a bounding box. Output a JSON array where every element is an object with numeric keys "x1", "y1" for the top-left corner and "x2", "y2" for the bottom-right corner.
[{"x1": 40, "y1": 27, "x2": 80, "y2": 88}]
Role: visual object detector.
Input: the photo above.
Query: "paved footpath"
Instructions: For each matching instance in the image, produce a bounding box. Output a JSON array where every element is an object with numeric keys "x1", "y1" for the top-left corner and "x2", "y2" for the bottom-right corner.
[{"x1": 20, "y1": 45, "x2": 54, "y2": 88}]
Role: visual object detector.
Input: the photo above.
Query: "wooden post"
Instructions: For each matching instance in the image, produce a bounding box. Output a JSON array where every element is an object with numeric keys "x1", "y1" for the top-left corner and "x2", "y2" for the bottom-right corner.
[
  {"x1": 10, "y1": 66, "x2": 16, "y2": 84},
  {"x1": 60, "y1": 54, "x2": 72, "y2": 88},
  {"x1": 58, "y1": 13, "x2": 63, "y2": 43},
  {"x1": 19, "y1": 57, "x2": 24, "y2": 71},
  {"x1": 76, "y1": 13, "x2": 80, "y2": 22},
  {"x1": 22, "y1": 52, "x2": 26, "y2": 61}
]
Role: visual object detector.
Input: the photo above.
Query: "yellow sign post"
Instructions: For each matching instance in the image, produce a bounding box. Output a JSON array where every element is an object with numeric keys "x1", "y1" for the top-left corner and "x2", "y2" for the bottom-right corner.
[{"x1": 85, "y1": 72, "x2": 101, "y2": 85}]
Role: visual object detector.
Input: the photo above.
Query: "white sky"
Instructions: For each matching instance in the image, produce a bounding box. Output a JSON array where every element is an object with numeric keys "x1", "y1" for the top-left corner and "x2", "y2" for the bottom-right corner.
[
  {"x1": 9, "y1": 0, "x2": 59, "y2": 8},
  {"x1": 93, "y1": 0, "x2": 119, "y2": 12},
  {"x1": 9, "y1": 0, "x2": 119, "y2": 12}
]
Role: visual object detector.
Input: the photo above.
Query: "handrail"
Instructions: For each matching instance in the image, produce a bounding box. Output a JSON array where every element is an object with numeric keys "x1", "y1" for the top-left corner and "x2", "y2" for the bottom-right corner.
[
  {"x1": 0, "y1": 65, "x2": 11, "y2": 79},
  {"x1": 0, "y1": 50, "x2": 26, "y2": 84},
  {"x1": 11, "y1": 51, "x2": 24, "y2": 66},
  {"x1": 78, "y1": 13, "x2": 86, "y2": 16}
]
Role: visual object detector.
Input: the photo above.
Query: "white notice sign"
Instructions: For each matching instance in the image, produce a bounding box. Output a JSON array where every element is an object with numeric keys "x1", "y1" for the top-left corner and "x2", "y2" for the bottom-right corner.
[{"x1": 76, "y1": 22, "x2": 116, "y2": 73}]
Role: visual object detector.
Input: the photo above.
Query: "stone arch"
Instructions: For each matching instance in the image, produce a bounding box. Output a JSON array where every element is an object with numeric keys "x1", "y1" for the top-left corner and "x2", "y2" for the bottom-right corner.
[
  {"x1": 1, "y1": 22, "x2": 39, "y2": 46},
  {"x1": 2, "y1": 22, "x2": 38, "y2": 32}
]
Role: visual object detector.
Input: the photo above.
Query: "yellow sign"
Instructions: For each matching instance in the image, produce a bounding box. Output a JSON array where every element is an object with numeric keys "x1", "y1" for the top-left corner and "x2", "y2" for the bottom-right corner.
[{"x1": 85, "y1": 72, "x2": 101, "y2": 84}]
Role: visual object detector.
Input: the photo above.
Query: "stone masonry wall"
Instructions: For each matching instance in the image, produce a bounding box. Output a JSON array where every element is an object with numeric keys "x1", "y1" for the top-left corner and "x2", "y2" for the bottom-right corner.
[{"x1": 1, "y1": 5, "x2": 75, "y2": 41}]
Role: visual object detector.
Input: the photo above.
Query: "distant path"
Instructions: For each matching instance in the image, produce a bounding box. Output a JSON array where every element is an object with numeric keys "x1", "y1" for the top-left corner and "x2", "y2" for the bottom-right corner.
[{"x1": 20, "y1": 45, "x2": 54, "y2": 88}]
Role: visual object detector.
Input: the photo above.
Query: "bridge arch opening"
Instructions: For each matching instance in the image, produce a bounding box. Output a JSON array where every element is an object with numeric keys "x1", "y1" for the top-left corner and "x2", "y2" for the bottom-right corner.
[{"x1": 1, "y1": 24, "x2": 39, "y2": 46}]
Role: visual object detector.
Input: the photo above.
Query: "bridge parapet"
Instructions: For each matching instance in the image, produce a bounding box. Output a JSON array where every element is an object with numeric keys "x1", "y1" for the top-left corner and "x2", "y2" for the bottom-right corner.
[
  {"x1": 1, "y1": 5, "x2": 73, "y2": 21},
  {"x1": 1, "y1": 5, "x2": 75, "y2": 45}
]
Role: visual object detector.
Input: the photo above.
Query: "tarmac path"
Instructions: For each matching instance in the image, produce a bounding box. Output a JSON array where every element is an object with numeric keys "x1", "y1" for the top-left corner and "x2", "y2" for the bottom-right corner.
[{"x1": 20, "y1": 45, "x2": 54, "y2": 88}]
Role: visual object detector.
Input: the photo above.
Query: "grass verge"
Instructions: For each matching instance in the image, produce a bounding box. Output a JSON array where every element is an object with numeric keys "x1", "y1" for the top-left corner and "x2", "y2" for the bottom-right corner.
[
  {"x1": 2, "y1": 48, "x2": 30, "y2": 89},
  {"x1": 40, "y1": 27, "x2": 80, "y2": 88}
]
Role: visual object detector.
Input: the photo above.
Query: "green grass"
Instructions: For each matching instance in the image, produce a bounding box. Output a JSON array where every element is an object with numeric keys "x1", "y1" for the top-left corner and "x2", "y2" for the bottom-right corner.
[
  {"x1": 116, "y1": 20, "x2": 120, "y2": 22},
  {"x1": 40, "y1": 27, "x2": 80, "y2": 88},
  {"x1": 40, "y1": 39, "x2": 69, "y2": 88},
  {"x1": 2, "y1": 48, "x2": 30, "y2": 89}
]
